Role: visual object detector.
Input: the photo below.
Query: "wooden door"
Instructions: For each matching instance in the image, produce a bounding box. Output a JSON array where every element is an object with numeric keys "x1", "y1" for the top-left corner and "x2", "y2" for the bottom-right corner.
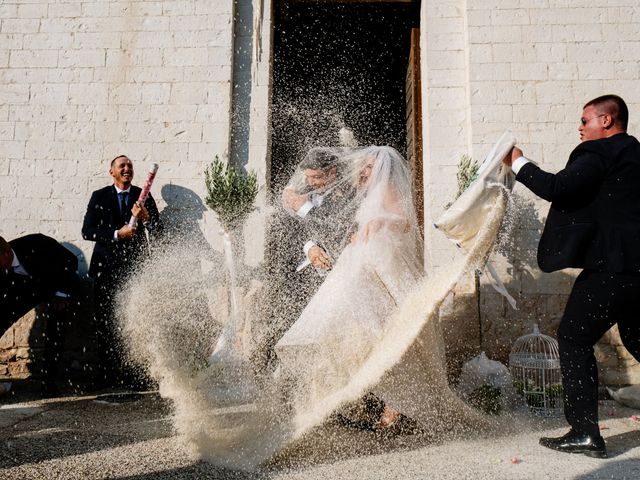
[{"x1": 405, "y1": 28, "x2": 423, "y2": 233}]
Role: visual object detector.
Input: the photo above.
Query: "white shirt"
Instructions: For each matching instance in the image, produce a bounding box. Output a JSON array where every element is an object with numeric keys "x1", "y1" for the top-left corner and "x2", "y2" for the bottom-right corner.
[
  {"x1": 296, "y1": 192, "x2": 327, "y2": 218},
  {"x1": 294, "y1": 191, "x2": 330, "y2": 270},
  {"x1": 11, "y1": 249, "x2": 29, "y2": 276},
  {"x1": 511, "y1": 156, "x2": 531, "y2": 175}
]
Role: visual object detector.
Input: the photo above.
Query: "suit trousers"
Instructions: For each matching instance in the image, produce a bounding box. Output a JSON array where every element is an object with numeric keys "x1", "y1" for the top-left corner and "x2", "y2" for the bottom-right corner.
[{"x1": 557, "y1": 269, "x2": 640, "y2": 437}]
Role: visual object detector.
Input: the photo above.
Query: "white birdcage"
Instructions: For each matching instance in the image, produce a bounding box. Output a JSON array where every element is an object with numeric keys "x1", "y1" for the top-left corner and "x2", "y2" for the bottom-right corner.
[{"x1": 509, "y1": 324, "x2": 563, "y2": 416}]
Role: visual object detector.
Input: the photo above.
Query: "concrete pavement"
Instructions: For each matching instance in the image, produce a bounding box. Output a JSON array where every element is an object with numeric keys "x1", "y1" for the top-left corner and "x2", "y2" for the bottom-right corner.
[{"x1": 0, "y1": 392, "x2": 638, "y2": 479}]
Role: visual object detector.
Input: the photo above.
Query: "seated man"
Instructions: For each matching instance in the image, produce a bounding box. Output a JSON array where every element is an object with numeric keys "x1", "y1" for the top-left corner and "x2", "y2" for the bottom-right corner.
[{"x1": 0, "y1": 233, "x2": 79, "y2": 395}]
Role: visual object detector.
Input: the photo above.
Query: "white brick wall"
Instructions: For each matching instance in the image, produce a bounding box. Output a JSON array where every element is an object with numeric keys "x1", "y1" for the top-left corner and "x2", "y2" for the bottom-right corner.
[
  {"x1": 0, "y1": 0, "x2": 235, "y2": 269},
  {"x1": 2, "y1": 0, "x2": 639, "y2": 288}
]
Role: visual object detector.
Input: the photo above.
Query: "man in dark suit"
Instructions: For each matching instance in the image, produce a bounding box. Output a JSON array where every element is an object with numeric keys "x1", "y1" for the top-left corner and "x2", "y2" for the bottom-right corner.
[
  {"x1": 505, "y1": 95, "x2": 640, "y2": 458},
  {"x1": 82, "y1": 154, "x2": 162, "y2": 388},
  {"x1": 0, "y1": 233, "x2": 79, "y2": 394},
  {"x1": 257, "y1": 148, "x2": 355, "y2": 372}
]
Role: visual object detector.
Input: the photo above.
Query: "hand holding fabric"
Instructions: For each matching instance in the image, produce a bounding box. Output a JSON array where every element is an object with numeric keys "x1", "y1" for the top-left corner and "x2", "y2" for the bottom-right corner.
[{"x1": 506, "y1": 146, "x2": 523, "y2": 166}]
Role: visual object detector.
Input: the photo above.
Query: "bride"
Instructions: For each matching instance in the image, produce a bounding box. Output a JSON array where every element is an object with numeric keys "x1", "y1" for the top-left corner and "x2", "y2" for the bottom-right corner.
[{"x1": 275, "y1": 145, "x2": 423, "y2": 430}]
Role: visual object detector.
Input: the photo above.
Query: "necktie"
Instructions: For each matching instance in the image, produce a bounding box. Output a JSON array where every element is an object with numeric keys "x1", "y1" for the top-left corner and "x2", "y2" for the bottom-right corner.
[{"x1": 119, "y1": 192, "x2": 128, "y2": 219}]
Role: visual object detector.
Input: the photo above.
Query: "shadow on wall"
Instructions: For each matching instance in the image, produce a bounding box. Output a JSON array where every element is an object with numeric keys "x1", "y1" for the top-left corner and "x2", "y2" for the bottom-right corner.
[
  {"x1": 477, "y1": 193, "x2": 575, "y2": 362},
  {"x1": 439, "y1": 193, "x2": 576, "y2": 375},
  {"x1": 159, "y1": 183, "x2": 208, "y2": 247}
]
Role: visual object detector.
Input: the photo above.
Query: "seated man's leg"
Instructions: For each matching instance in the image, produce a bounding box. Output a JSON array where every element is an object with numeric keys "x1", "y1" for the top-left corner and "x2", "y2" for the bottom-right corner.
[{"x1": 557, "y1": 271, "x2": 617, "y2": 437}]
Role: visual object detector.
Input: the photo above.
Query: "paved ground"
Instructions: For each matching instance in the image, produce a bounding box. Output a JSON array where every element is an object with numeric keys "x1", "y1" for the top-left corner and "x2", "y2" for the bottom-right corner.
[{"x1": 0, "y1": 391, "x2": 638, "y2": 480}]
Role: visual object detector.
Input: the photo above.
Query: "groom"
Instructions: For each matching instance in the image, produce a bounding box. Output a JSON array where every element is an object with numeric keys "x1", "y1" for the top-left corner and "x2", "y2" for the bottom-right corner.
[{"x1": 258, "y1": 148, "x2": 355, "y2": 370}]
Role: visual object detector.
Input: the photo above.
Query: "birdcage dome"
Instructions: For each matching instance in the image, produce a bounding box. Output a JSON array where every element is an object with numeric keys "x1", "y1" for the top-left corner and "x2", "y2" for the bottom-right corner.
[
  {"x1": 509, "y1": 324, "x2": 563, "y2": 416},
  {"x1": 509, "y1": 324, "x2": 560, "y2": 369}
]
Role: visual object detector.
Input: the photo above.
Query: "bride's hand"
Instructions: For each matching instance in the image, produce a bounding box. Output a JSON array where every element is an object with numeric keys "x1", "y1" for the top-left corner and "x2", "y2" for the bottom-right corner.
[
  {"x1": 308, "y1": 245, "x2": 331, "y2": 269},
  {"x1": 362, "y1": 219, "x2": 384, "y2": 241}
]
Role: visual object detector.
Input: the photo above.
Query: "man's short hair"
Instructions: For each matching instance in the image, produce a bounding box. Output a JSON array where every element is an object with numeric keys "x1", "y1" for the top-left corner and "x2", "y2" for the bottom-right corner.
[
  {"x1": 584, "y1": 94, "x2": 628, "y2": 130},
  {"x1": 299, "y1": 147, "x2": 339, "y2": 171},
  {"x1": 111, "y1": 154, "x2": 129, "y2": 167},
  {"x1": 0, "y1": 236, "x2": 9, "y2": 253}
]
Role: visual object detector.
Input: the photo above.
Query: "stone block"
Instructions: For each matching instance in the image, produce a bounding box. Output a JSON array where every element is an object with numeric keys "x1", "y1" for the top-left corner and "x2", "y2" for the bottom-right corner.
[
  {"x1": 607, "y1": 324, "x2": 623, "y2": 346},
  {"x1": 69, "y1": 83, "x2": 110, "y2": 105},
  {"x1": 578, "y1": 62, "x2": 615, "y2": 80},
  {"x1": 1, "y1": 19, "x2": 40, "y2": 33},
  {"x1": 13, "y1": 310, "x2": 37, "y2": 347},
  {"x1": 163, "y1": 1, "x2": 195, "y2": 16},
  {"x1": 58, "y1": 49, "x2": 106, "y2": 68},
  {"x1": 15, "y1": 347, "x2": 31, "y2": 360},
  {"x1": 8, "y1": 360, "x2": 31, "y2": 376},
  {"x1": 48, "y1": 3, "x2": 83, "y2": 18},
  {"x1": 109, "y1": 84, "x2": 143, "y2": 106},
  {"x1": 552, "y1": 24, "x2": 602, "y2": 43},
  {"x1": 0, "y1": 349, "x2": 16, "y2": 362}
]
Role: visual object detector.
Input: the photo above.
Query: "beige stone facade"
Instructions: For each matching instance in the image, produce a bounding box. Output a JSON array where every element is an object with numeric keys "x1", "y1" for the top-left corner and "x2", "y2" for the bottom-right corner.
[{"x1": 1, "y1": 0, "x2": 639, "y2": 385}]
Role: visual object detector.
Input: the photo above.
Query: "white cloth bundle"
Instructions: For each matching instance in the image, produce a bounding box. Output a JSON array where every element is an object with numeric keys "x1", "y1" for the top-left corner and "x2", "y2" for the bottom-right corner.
[
  {"x1": 434, "y1": 131, "x2": 516, "y2": 251},
  {"x1": 435, "y1": 131, "x2": 517, "y2": 308}
]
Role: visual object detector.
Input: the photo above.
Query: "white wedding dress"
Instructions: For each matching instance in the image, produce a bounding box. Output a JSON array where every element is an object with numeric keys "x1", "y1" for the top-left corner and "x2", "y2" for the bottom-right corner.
[{"x1": 275, "y1": 146, "x2": 423, "y2": 413}]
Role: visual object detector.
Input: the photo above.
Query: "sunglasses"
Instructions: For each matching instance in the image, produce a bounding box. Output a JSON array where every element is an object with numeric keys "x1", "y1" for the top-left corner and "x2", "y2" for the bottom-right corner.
[{"x1": 580, "y1": 114, "x2": 607, "y2": 126}]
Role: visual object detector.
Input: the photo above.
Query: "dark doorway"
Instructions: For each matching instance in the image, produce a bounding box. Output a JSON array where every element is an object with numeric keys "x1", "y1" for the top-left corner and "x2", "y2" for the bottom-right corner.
[{"x1": 270, "y1": 0, "x2": 421, "y2": 191}]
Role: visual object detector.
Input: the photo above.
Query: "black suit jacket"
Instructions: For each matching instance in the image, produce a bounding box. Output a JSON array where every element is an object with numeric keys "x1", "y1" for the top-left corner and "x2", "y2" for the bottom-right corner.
[
  {"x1": 82, "y1": 185, "x2": 162, "y2": 279},
  {"x1": 9, "y1": 233, "x2": 79, "y2": 296},
  {"x1": 516, "y1": 133, "x2": 640, "y2": 273},
  {"x1": 1, "y1": 234, "x2": 79, "y2": 326}
]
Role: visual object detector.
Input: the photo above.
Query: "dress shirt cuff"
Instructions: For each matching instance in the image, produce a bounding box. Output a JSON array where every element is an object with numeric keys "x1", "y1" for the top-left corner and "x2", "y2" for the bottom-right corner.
[
  {"x1": 303, "y1": 241, "x2": 316, "y2": 257},
  {"x1": 114, "y1": 230, "x2": 119, "y2": 240},
  {"x1": 296, "y1": 201, "x2": 314, "y2": 218},
  {"x1": 511, "y1": 156, "x2": 530, "y2": 175}
]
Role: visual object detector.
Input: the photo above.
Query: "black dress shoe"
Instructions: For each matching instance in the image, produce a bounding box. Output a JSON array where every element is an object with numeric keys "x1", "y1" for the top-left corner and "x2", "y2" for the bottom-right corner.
[{"x1": 539, "y1": 429, "x2": 607, "y2": 458}]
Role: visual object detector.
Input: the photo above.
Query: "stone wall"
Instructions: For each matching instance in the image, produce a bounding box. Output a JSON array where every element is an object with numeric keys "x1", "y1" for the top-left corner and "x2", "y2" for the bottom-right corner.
[
  {"x1": 0, "y1": 0, "x2": 240, "y2": 387},
  {"x1": 0, "y1": 291, "x2": 96, "y2": 390},
  {"x1": 2, "y1": 1, "x2": 639, "y2": 386}
]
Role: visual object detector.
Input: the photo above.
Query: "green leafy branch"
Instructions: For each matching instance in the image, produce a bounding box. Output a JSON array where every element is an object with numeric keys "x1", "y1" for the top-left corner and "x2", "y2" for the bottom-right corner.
[
  {"x1": 204, "y1": 156, "x2": 259, "y2": 232},
  {"x1": 445, "y1": 154, "x2": 480, "y2": 209},
  {"x1": 455, "y1": 154, "x2": 479, "y2": 201}
]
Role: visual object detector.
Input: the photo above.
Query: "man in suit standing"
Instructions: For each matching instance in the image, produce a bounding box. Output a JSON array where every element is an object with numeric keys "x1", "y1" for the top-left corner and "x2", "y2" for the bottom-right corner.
[
  {"x1": 0, "y1": 233, "x2": 79, "y2": 395},
  {"x1": 82, "y1": 154, "x2": 162, "y2": 388},
  {"x1": 505, "y1": 95, "x2": 640, "y2": 458}
]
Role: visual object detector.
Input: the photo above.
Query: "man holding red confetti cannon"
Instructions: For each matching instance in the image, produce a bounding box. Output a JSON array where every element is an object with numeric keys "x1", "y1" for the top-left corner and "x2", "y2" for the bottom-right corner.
[{"x1": 82, "y1": 155, "x2": 162, "y2": 390}]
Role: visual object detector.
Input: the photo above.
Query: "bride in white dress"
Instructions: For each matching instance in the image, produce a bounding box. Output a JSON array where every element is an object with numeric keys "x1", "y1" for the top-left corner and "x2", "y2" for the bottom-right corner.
[{"x1": 275, "y1": 146, "x2": 423, "y2": 426}]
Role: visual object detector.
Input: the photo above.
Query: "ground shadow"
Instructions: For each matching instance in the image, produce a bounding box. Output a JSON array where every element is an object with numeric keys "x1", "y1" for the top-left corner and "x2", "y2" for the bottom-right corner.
[
  {"x1": 0, "y1": 394, "x2": 172, "y2": 469},
  {"x1": 604, "y1": 430, "x2": 640, "y2": 458},
  {"x1": 573, "y1": 457, "x2": 640, "y2": 479},
  {"x1": 112, "y1": 461, "x2": 268, "y2": 480}
]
